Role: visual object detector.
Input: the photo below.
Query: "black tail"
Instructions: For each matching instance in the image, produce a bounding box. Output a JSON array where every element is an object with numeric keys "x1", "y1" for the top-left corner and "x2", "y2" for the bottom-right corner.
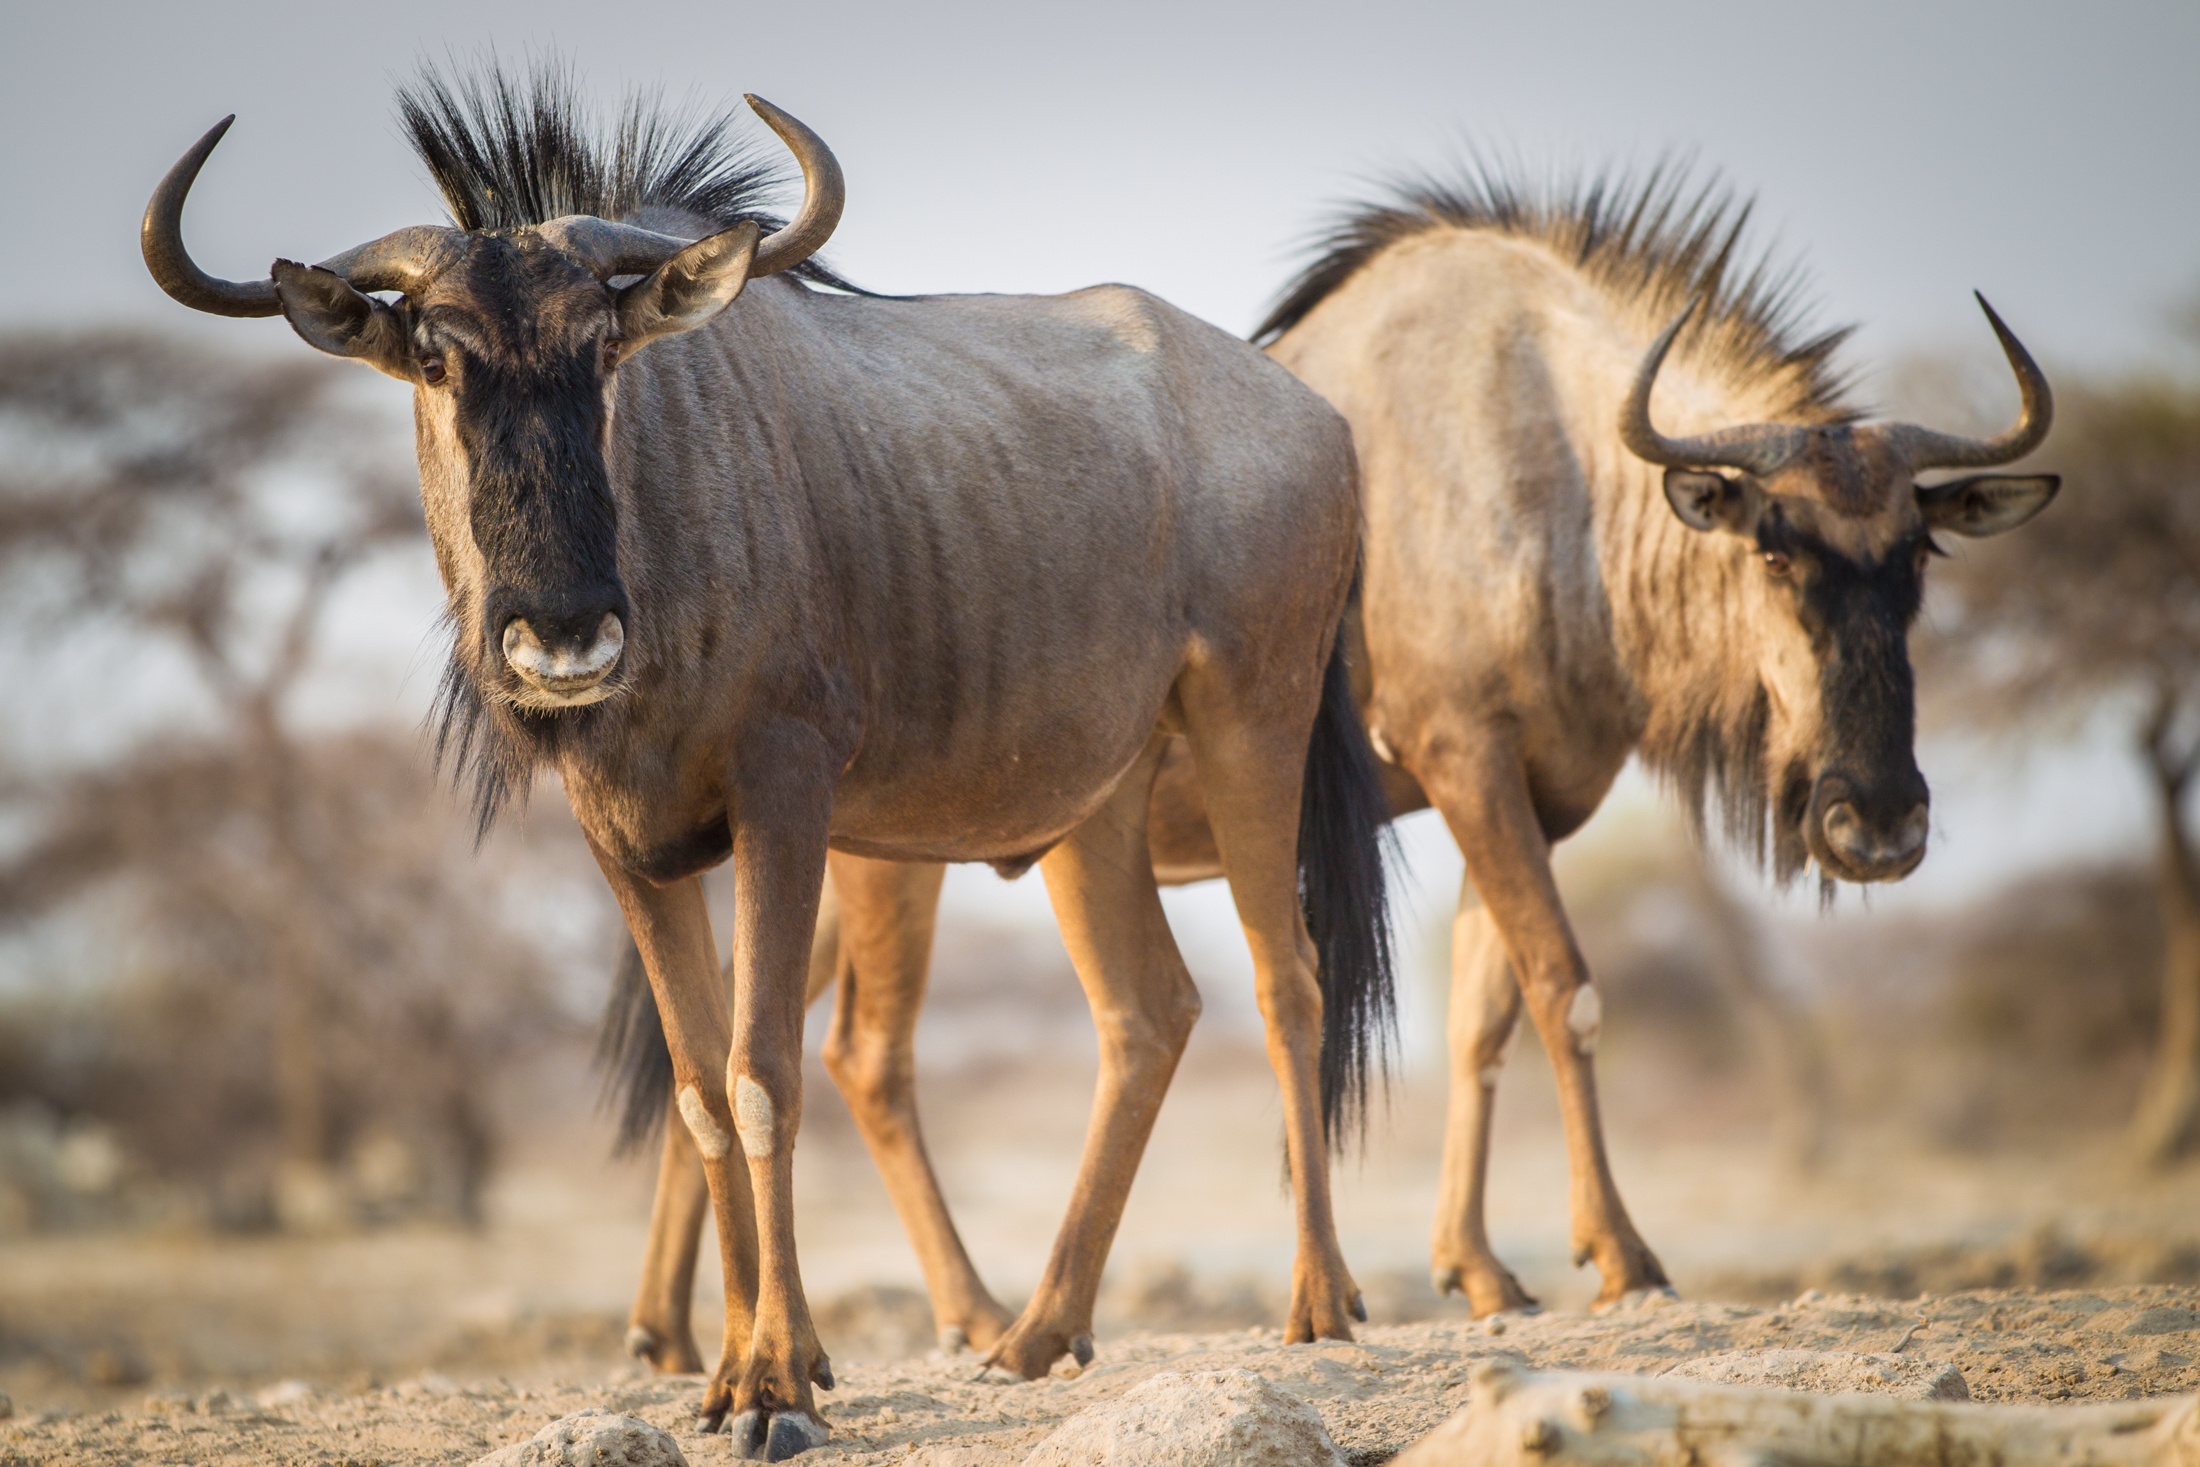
[
  {"x1": 595, "y1": 939, "x2": 674, "y2": 1157},
  {"x1": 1298, "y1": 636, "x2": 1400, "y2": 1150}
]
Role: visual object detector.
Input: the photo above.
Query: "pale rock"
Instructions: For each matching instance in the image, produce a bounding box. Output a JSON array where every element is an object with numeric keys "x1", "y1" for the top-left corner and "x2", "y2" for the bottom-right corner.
[
  {"x1": 1390, "y1": 1363, "x2": 2194, "y2": 1467},
  {"x1": 471, "y1": 1408, "x2": 689, "y2": 1467},
  {"x1": 1023, "y1": 1368, "x2": 1342, "y2": 1467},
  {"x1": 256, "y1": 1379, "x2": 317, "y2": 1408},
  {"x1": 1666, "y1": 1349, "x2": 1970, "y2": 1400}
]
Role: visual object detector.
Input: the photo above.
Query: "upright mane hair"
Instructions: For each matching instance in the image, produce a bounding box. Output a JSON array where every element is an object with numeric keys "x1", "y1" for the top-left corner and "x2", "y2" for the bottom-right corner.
[
  {"x1": 398, "y1": 59, "x2": 859, "y2": 288},
  {"x1": 405, "y1": 61, "x2": 862, "y2": 838},
  {"x1": 1259, "y1": 160, "x2": 1863, "y2": 882},
  {"x1": 1256, "y1": 158, "x2": 1858, "y2": 427}
]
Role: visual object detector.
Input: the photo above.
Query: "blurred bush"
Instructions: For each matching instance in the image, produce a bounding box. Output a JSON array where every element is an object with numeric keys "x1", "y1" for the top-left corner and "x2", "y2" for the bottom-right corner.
[{"x1": 0, "y1": 331, "x2": 586, "y2": 1232}]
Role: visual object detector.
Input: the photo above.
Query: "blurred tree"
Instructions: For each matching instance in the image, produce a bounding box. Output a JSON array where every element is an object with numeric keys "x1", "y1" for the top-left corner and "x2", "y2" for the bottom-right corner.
[
  {"x1": 0, "y1": 332, "x2": 567, "y2": 1226},
  {"x1": 1923, "y1": 366, "x2": 2200, "y2": 1166}
]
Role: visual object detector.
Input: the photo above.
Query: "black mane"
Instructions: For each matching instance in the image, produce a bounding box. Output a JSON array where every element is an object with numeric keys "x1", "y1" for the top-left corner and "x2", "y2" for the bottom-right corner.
[
  {"x1": 1255, "y1": 158, "x2": 1857, "y2": 424},
  {"x1": 398, "y1": 59, "x2": 859, "y2": 294}
]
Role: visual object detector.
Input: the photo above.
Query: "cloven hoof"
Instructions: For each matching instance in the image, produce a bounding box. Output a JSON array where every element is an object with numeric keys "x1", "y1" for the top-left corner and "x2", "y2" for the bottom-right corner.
[{"x1": 729, "y1": 1409, "x2": 829, "y2": 1461}]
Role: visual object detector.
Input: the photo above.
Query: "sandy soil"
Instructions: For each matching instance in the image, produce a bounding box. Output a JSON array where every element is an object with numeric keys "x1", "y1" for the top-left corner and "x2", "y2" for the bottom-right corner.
[
  {"x1": 6, "y1": 1287, "x2": 2199, "y2": 1466},
  {"x1": 9, "y1": 1033, "x2": 2200, "y2": 1464}
]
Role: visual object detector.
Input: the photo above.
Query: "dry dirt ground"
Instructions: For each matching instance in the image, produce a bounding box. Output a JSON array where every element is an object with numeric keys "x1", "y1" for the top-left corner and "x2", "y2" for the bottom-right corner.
[
  {"x1": 9, "y1": 1037, "x2": 2200, "y2": 1465},
  {"x1": 6, "y1": 1287, "x2": 2200, "y2": 1466}
]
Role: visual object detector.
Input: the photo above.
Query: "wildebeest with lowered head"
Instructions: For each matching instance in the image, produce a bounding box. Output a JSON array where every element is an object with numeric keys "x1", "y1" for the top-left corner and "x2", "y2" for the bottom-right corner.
[
  {"x1": 606, "y1": 158, "x2": 2062, "y2": 1361},
  {"x1": 141, "y1": 65, "x2": 1394, "y2": 1457}
]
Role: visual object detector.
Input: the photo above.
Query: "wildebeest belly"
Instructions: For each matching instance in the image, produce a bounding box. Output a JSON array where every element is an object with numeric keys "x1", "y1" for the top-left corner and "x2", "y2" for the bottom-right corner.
[{"x1": 826, "y1": 635, "x2": 1183, "y2": 864}]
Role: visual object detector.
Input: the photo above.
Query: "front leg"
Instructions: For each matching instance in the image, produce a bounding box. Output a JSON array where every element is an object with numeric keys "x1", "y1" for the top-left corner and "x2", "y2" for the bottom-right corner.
[
  {"x1": 1416, "y1": 722, "x2": 1671, "y2": 1310},
  {"x1": 586, "y1": 856, "x2": 763, "y2": 1414},
  {"x1": 721, "y1": 727, "x2": 838, "y2": 1459}
]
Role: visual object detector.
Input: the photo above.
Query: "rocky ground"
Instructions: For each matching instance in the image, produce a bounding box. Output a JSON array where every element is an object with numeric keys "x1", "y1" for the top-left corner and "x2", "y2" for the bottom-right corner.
[
  {"x1": 4, "y1": 1285, "x2": 2196, "y2": 1466},
  {"x1": 9, "y1": 1022, "x2": 2200, "y2": 1466}
]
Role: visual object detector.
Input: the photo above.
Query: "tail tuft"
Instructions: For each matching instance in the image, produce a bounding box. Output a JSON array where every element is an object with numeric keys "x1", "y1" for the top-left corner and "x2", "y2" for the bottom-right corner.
[
  {"x1": 1298, "y1": 636, "x2": 1400, "y2": 1150},
  {"x1": 595, "y1": 939, "x2": 674, "y2": 1157}
]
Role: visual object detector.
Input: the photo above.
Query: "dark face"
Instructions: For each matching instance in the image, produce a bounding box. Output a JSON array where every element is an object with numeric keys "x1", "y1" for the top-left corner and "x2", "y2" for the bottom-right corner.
[
  {"x1": 1749, "y1": 497, "x2": 1934, "y2": 883},
  {"x1": 1663, "y1": 433, "x2": 2058, "y2": 884},
  {"x1": 270, "y1": 218, "x2": 762, "y2": 717},
  {"x1": 411, "y1": 237, "x2": 632, "y2": 711}
]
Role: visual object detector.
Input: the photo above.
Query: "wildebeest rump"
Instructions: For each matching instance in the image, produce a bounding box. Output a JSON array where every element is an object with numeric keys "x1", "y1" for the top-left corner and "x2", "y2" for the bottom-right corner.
[
  {"x1": 141, "y1": 65, "x2": 1394, "y2": 1457},
  {"x1": 608, "y1": 158, "x2": 2059, "y2": 1365}
]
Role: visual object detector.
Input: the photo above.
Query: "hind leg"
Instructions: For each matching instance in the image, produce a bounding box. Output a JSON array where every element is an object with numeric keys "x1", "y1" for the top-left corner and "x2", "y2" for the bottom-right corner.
[
  {"x1": 822, "y1": 854, "x2": 1016, "y2": 1352},
  {"x1": 627, "y1": 1111, "x2": 713, "y2": 1373},
  {"x1": 1179, "y1": 675, "x2": 1360, "y2": 1344},
  {"x1": 1429, "y1": 895, "x2": 1540, "y2": 1315},
  {"x1": 982, "y1": 736, "x2": 1203, "y2": 1380}
]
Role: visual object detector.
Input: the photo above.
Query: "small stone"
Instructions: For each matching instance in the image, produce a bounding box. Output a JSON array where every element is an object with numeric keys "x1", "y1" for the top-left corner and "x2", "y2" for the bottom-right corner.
[
  {"x1": 1024, "y1": 1369, "x2": 1343, "y2": 1467},
  {"x1": 471, "y1": 1408, "x2": 688, "y2": 1467},
  {"x1": 256, "y1": 1379, "x2": 316, "y2": 1408}
]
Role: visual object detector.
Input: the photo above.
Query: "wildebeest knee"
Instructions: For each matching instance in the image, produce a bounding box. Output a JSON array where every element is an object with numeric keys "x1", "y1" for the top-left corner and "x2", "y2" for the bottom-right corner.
[
  {"x1": 1255, "y1": 963, "x2": 1322, "y2": 1037},
  {"x1": 1102, "y1": 991, "x2": 1201, "y2": 1072},
  {"x1": 821, "y1": 1033, "x2": 912, "y2": 1130},
  {"x1": 1521, "y1": 971, "x2": 1600, "y2": 1057}
]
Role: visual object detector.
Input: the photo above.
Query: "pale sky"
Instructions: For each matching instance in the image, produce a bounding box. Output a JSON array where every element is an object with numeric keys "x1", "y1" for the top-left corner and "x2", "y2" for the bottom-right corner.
[{"x1": 3, "y1": 0, "x2": 2195, "y2": 378}]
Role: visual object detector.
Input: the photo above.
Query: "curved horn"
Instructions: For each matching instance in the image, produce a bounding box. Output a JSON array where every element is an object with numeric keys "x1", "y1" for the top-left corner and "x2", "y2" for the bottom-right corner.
[
  {"x1": 145, "y1": 117, "x2": 464, "y2": 316},
  {"x1": 143, "y1": 116, "x2": 281, "y2": 317},
  {"x1": 744, "y1": 95, "x2": 844, "y2": 277},
  {"x1": 1619, "y1": 298, "x2": 1806, "y2": 475},
  {"x1": 1879, "y1": 294, "x2": 2053, "y2": 470}
]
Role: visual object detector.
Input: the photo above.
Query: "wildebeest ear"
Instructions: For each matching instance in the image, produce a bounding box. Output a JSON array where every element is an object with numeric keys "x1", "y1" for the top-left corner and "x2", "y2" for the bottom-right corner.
[
  {"x1": 616, "y1": 221, "x2": 762, "y2": 351},
  {"x1": 1917, "y1": 474, "x2": 2061, "y2": 538},
  {"x1": 272, "y1": 261, "x2": 412, "y2": 380},
  {"x1": 1663, "y1": 468, "x2": 1762, "y2": 535}
]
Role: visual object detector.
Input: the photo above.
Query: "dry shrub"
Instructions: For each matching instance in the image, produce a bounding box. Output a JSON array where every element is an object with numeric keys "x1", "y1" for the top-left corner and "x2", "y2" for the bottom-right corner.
[{"x1": 0, "y1": 330, "x2": 590, "y2": 1230}]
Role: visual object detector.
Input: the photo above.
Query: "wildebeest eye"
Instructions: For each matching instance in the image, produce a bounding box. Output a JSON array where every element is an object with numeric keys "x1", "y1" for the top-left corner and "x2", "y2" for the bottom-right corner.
[
  {"x1": 420, "y1": 355, "x2": 448, "y2": 387},
  {"x1": 1762, "y1": 550, "x2": 1792, "y2": 577},
  {"x1": 603, "y1": 339, "x2": 624, "y2": 372}
]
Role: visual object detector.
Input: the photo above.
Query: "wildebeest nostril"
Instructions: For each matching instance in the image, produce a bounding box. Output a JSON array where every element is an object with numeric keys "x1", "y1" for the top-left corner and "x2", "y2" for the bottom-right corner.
[
  {"x1": 1821, "y1": 798, "x2": 1929, "y2": 877},
  {"x1": 502, "y1": 611, "x2": 624, "y2": 698}
]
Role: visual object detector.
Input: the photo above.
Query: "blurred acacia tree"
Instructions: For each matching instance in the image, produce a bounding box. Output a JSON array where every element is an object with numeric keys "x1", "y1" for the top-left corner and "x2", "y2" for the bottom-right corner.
[
  {"x1": 1924, "y1": 363, "x2": 2200, "y2": 1166},
  {"x1": 0, "y1": 332, "x2": 570, "y2": 1227}
]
